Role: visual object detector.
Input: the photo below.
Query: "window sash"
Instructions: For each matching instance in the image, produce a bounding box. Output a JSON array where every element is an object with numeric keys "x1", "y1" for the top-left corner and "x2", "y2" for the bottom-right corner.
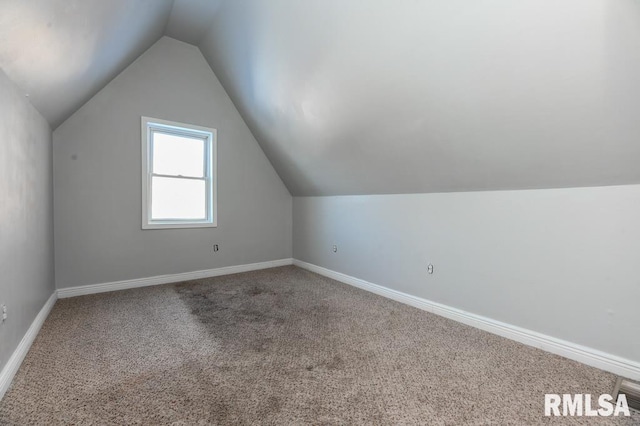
[
  {"x1": 149, "y1": 175, "x2": 209, "y2": 221},
  {"x1": 149, "y1": 129, "x2": 207, "y2": 178},
  {"x1": 147, "y1": 131, "x2": 212, "y2": 222}
]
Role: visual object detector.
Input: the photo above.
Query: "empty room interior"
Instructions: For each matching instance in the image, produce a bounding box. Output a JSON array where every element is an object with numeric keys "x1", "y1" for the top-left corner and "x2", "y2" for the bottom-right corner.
[{"x1": 1, "y1": 0, "x2": 640, "y2": 424}]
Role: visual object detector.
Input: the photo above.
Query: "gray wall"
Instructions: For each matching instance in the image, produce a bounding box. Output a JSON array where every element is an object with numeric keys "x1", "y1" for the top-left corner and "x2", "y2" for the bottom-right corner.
[
  {"x1": 53, "y1": 37, "x2": 292, "y2": 289},
  {"x1": 0, "y1": 70, "x2": 55, "y2": 372},
  {"x1": 293, "y1": 185, "x2": 640, "y2": 363}
]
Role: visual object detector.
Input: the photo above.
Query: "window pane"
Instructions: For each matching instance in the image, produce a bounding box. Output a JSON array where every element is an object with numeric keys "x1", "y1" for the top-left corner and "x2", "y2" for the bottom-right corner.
[
  {"x1": 151, "y1": 176, "x2": 206, "y2": 220},
  {"x1": 152, "y1": 131, "x2": 205, "y2": 177}
]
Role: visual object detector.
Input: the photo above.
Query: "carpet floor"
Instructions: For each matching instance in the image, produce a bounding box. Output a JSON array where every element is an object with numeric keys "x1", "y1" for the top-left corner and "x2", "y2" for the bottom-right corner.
[{"x1": 0, "y1": 266, "x2": 637, "y2": 425}]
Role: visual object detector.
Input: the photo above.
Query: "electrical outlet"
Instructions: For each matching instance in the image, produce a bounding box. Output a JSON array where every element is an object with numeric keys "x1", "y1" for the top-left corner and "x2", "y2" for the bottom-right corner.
[
  {"x1": 427, "y1": 264, "x2": 434, "y2": 274},
  {"x1": 1, "y1": 304, "x2": 6, "y2": 322},
  {"x1": 213, "y1": 244, "x2": 219, "y2": 252},
  {"x1": 332, "y1": 245, "x2": 338, "y2": 253}
]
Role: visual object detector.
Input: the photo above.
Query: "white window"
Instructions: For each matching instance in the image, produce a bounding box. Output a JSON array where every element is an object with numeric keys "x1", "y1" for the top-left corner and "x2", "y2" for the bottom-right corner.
[{"x1": 141, "y1": 117, "x2": 217, "y2": 229}]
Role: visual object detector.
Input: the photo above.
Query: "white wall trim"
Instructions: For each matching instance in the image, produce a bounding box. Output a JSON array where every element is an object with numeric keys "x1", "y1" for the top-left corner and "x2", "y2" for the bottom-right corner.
[
  {"x1": 141, "y1": 116, "x2": 218, "y2": 230},
  {"x1": 293, "y1": 259, "x2": 640, "y2": 381},
  {"x1": 1, "y1": 259, "x2": 293, "y2": 401},
  {"x1": 0, "y1": 292, "x2": 57, "y2": 401},
  {"x1": 57, "y1": 258, "x2": 294, "y2": 298}
]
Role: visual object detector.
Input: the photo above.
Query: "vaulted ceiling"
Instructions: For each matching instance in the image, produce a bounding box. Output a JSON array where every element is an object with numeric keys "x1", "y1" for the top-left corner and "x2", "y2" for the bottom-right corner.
[
  {"x1": 2, "y1": 0, "x2": 640, "y2": 196},
  {"x1": 0, "y1": 0, "x2": 173, "y2": 127}
]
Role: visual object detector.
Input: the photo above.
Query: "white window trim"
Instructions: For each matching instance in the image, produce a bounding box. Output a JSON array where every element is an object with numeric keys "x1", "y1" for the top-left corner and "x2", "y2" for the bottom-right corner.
[{"x1": 141, "y1": 116, "x2": 218, "y2": 230}]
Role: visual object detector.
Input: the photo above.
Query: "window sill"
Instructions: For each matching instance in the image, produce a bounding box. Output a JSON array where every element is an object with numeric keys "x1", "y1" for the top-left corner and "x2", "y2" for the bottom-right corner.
[{"x1": 142, "y1": 221, "x2": 217, "y2": 230}]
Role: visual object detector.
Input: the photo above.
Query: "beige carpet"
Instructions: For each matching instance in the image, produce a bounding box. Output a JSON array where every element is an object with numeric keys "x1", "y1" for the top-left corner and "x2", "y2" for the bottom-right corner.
[{"x1": 0, "y1": 266, "x2": 637, "y2": 425}]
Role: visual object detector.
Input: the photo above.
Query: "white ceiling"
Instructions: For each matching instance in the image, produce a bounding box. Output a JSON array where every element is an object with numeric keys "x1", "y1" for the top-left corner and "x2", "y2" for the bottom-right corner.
[
  {"x1": 0, "y1": 0, "x2": 173, "y2": 128},
  {"x1": 165, "y1": 0, "x2": 223, "y2": 46},
  {"x1": 2, "y1": 0, "x2": 640, "y2": 195},
  {"x1": 199, "y1": 0, "x2": 640, "y2": 195}
]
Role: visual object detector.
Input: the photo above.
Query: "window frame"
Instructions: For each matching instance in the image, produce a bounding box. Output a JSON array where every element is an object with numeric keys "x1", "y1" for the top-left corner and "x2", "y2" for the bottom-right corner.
[{"x1": 141, "y1": 116, "x2": 217, "y2": 230}]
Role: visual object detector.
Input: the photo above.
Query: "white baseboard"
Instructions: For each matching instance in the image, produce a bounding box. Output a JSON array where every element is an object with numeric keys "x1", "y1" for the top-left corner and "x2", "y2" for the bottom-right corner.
[
  {"x1": 0, "y1": 292, "x2": 57, "y2": 401},
  {"x1": 56, "y1": 258, "x2": 294, "y2": 298},
  {"x1": 293, "y1": 259, "x2": 640, "y2": 381},
  {"x1": 1, "y1": 259, "x2": 292, "y2": 401}
]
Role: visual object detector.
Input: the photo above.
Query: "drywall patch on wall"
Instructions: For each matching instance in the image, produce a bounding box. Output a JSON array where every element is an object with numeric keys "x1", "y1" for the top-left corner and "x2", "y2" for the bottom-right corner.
[
  {"x1": 293, "y1": 185, "x2": 640, "y2": 364},
  {"x1": 53, "y1": 37, "x2": 292, "y2": 290},
  {"x1": 0, "y1": 69, "x2": 55, "y2": 377}
]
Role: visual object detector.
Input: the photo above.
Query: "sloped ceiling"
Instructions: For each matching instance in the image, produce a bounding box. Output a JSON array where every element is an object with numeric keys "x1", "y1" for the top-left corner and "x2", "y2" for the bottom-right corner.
[
  {"x1": 2, "y1": 0, "x2": 640, "y2": 196},
  {"x1": 198, "y1": 0, "x2": 640, "y2": 195},
  {"x1": 165, "y1": 0, "x2": 223, "y2": 46},
  {"x1": 0, "y1": 0, "x2": 173, "y2": 128}
]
